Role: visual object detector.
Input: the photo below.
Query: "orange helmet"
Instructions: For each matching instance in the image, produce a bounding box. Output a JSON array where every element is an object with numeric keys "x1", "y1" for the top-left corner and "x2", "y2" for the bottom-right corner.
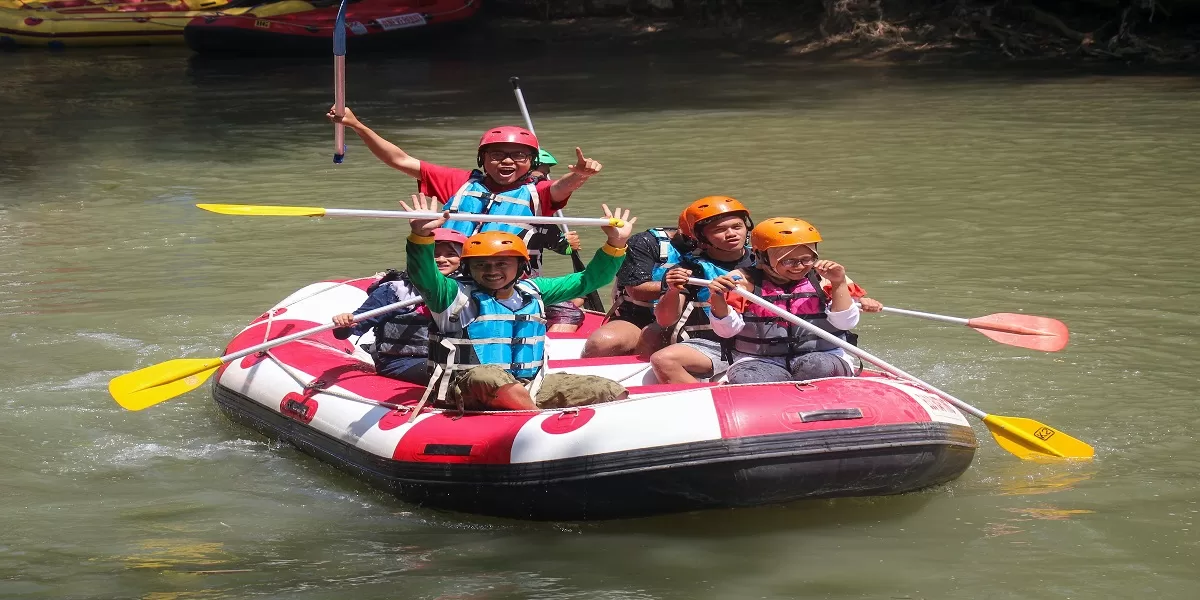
[
  {"x1": 750, "y1": 217, "x2": 822, "y2": 252},
  {"x1": 683, "y1": 196, "x2": 751, "y2": 241},
  {"x1": 461, "y1": 231, "x2": 530, "y2": 261},
  {"x1": 676, "y1": 211, "x2": 692, "y2": 238}
]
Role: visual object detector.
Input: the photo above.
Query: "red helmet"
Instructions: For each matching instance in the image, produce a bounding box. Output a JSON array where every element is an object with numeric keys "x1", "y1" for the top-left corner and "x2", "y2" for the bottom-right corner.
[
  {"x1": 477, "y1": 126, "x2": 539, "y2": 151},
  {"x1": 432, "y1": 228, "x2": 468, "y2": 247}
]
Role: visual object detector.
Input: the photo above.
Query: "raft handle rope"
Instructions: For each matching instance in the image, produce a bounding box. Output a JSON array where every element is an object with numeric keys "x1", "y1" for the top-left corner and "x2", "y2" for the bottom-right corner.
[{"x1": 264, "y1": 350, "x2": 411, "y2": 412}]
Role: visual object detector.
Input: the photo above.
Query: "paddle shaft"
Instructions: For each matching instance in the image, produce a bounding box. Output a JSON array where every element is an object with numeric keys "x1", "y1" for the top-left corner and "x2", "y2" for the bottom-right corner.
[
  {"x1": 511, "y1": 77, "x2": 605, "y2": 312},
  {"x1": 688, "y1": 277, "x2": 987, "y2": 420},
  {"x1": 881, "y1": 306, "x2": 1051, "y2": 336},
  {"x1": 332, "y1": 0, "x2": 349, "y2": 164},
  {"x1": 334, "y1": 56, "x2": 346, "y2": 162},
  {"x1": 511, "y1": 77, "x2": 537, "y2": 136},
  {"x1": 881, "y1": 306, "x2": 968, "y2": 325},
  {"x1": 323, "y1": 208, "x2": 618, "y2": 228},
  {"x1": 221, "y1": 296, "x2": 424, "y2": 364}
]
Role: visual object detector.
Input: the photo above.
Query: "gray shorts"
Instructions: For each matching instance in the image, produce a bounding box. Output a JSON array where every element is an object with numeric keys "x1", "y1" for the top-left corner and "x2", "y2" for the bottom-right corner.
[{"x1": 678, "y1": 338, "x2": 730, "y2": 379}]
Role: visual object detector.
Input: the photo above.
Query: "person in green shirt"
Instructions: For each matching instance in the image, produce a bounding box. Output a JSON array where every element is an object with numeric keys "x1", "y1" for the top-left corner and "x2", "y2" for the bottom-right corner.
[{"x1": 401, "y1": 193, "x2": 637, "y2": 412}]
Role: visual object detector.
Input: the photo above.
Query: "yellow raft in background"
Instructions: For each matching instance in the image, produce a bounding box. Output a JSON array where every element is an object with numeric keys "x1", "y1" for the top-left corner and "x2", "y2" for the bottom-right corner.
[{"x1": 0, "y1": 0, "x2": 315, "y2": 48}]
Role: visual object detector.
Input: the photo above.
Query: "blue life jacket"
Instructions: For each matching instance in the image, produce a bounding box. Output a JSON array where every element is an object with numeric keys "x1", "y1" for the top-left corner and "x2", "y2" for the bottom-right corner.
[
  {"x1": 670, "y1": 250, "x2": 755, "y2": 343},
  {"x1": 429, "y1": 280, "x2": 548, "y2": 391},
  {"x1": 613, "y1": 227, "x2": 683, "y2": 310},
  {"x1": 444, "y1": 170, "x2": 540, "y2": 238},
  {"x1": 444, "y1": 170, "x2": 546, "y2": 275}
]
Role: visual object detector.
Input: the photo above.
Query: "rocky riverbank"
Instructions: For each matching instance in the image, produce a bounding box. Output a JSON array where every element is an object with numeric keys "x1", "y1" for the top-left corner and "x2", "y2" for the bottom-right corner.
[{"x1": 482, "y1": 1, "x2": 1200, "y2": 65}]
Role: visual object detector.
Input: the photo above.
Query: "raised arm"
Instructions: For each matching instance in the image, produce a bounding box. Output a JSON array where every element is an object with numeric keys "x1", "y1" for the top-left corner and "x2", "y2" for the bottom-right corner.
[
  {"x1": 533, "y1": 205, "x2": 635, "y2": 305},
  {"x1": 548, "y1": 147, "x2": 602, "y2": 203},
  {"x1": 327, "y1": 106, "x2": 422, "y2": 178},
  {"x1": 401, "y1": 194, "x2": 459, "y2": 313}
]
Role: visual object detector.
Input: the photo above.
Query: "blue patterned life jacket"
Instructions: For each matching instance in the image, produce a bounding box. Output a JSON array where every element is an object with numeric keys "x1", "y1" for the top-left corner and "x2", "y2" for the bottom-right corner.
[{"x1": 426, "y1": 280, "x2": 548, "y2": 404}]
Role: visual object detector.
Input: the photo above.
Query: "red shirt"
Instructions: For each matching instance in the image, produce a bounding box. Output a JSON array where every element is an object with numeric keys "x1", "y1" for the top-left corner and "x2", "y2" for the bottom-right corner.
[{"x1": 417, "y1": 162, "x2": 567, "y2": 216}]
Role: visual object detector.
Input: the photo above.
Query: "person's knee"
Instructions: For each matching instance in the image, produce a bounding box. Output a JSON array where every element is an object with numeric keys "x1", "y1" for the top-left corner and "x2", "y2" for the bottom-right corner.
[
  {"x1": 583, "y1": 326, "x2": 634, "y2": 357},
  {"x1": 649, "y1": 346, "x2": 677, "y2": 372},
  {"x1": 726, "y1": 361, "x2": 787, "y2": 384},
  {"x1": 790, "y1": 354, "x2": 852, "y2": 381}
]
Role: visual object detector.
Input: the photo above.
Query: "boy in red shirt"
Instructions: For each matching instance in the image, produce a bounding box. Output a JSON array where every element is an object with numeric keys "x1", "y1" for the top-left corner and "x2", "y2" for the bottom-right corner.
[{"x1": 326, "y1": 106, "x2": 602, "y2": 241}]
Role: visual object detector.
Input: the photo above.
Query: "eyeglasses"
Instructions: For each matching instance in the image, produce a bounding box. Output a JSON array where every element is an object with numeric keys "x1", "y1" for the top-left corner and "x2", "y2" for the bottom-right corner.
[
  {"x1": 776, "y1": 257, "x2": 816, "y2": 268},
  {"x1": 484, "y1": 150, "x2": 532, "y2": 163}
]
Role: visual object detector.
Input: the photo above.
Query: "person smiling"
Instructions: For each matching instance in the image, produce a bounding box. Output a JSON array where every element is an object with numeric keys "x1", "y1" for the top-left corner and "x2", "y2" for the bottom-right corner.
[
  {"x1": 326, "y1": 107, "x2": 601, "y2": 252},
  {"x1": 401, "y1": 194, "x2": 635, "y2": 412},
  {"x1": 706, "y1": 218, "x2": 863, "y2": 384}
]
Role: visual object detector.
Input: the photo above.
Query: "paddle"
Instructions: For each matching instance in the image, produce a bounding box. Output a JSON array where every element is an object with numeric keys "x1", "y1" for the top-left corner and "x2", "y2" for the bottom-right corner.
[
  {"x1": 510, "y1": 76, "x2": 606, "y2": 313},
  {"x1": 878, "y1": 306, "x2": 1069, "y2": 352},
  {"x1": 688, "y1": 277, "x2": 1094, "y2": 460},
  {"x1": 196, "y1": 203, "x2": 623, "y2": 228},
  {"x1": 332, "y1": 0, "x2": 349, "y2": 164},
  {"x1": 109, "y1": 296, "x2": 424, "y2": 411}
]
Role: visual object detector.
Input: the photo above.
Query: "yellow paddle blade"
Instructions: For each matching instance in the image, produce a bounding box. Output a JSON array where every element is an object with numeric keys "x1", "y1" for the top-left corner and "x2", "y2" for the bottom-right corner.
[
  {"x1": 108, "y1": 358, "x2": 223, "y2": 411},
  {"x1": 983, "y1": 414, "x2": 1095, "y2": 460},
  {"x1": 196, "y1": 203, "x2": 326, "y2": 217}
]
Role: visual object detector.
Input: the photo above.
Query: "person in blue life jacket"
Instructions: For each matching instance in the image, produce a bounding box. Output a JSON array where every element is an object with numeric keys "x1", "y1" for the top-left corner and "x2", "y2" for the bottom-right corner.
[
  {"x1": 649, "y1": 196, "x2": 757, "y2": 384},
  {"x1": 330, "y1": 228, "x2": 468, "y2": 384},
  {"x1": 326, "y1": 107, "x2": 602, "y2": 250},
  {"x1": 400, "y1": 193, "x2": 636, "y2": 412},
  {"x1": 582, "y1": 211, "x2": 697, "y2": 358}
]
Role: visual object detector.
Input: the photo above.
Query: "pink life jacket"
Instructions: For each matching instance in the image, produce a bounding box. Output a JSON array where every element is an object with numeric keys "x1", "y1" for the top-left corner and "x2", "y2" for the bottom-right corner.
[{"x1": 733, "y1": 268, "x2": 848, "y2": 358}]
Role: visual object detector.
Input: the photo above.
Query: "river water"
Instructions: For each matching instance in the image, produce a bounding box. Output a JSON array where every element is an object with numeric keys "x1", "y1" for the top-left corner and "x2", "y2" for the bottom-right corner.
[{"x1": 2, "y1": 46, "x2": 1198, "y2": 599}]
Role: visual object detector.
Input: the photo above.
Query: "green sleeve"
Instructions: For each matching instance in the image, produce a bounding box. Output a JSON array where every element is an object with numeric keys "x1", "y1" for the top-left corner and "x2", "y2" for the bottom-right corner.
[
  {"x1": 404, "y1": 237, "x2": 459, "y2": 313},
  {"x1": 531, "y1": 247, "x2": 624, "y2": 305}
]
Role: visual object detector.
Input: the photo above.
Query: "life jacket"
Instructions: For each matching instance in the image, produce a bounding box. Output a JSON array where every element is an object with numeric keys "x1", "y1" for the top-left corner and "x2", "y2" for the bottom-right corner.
[
  {"x1": 444, "y1": 170, "x2": 546, "y2": 274},
  {"x1": 364, "y1": 272, "x2": 433, "y2": 360},
  {"x1": 669, "y1": 255, "x2": 746, "y2": 344},
  {"x1": 611, "y1": 227, "x2": 683, "y2": 310},
  {"x1": 732, "y1": 267, "x2": 848, "y2": 358},
  {"x1": 425, "y1": 279, "x2": 548, "y2": 403}
]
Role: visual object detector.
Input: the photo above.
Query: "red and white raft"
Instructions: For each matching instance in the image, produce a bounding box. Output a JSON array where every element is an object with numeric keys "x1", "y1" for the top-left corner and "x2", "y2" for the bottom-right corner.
[{"x1": 213, "y1": 275, "x2": 978, "y2": 520}]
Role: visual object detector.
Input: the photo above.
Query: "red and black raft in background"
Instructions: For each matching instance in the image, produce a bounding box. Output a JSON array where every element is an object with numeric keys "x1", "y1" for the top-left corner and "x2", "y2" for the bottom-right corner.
[{"x1": 184, "y1": 0, "x2": 480, "y2": 54}]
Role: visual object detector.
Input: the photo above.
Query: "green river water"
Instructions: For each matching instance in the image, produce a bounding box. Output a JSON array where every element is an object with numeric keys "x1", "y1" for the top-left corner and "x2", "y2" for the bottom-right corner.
[{"x1": 1, "y1": 47, "x2": 1198, "y2": 599}]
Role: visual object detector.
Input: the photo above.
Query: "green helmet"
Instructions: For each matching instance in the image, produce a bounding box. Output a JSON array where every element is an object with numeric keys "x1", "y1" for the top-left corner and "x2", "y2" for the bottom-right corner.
[{"x1": 537, "y1": 148, "x2": 558, "y2": 167}]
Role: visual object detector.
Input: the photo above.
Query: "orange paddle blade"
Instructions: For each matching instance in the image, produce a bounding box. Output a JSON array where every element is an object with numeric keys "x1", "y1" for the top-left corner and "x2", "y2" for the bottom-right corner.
[{"x1": 967, "y1": 313, "x2": 1069, "y2": 352}]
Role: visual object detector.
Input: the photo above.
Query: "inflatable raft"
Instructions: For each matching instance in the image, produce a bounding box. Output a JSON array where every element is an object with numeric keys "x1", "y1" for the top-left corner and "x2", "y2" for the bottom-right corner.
[
  {"x1": 0, "y1": 0, "x2": 236, "y2": 48},
  {"x1": 183, "y1": 0, "x2": 479, "y2": 54},
  {"x1": 212, "y1": 275, "x2": 978, "y2": 520}
]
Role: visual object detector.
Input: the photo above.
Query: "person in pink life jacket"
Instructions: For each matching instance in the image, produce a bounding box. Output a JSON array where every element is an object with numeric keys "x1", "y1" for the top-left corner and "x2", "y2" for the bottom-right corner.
[
  {"x1": 706, "y1": 217, "x2": 869, "y2": 384},
  {"x1": 330, "y1": 228, "x2": 467, "y2": 384}
]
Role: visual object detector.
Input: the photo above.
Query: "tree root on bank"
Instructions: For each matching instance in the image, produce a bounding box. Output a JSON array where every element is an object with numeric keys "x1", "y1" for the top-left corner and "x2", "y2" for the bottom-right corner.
[
  {"x1": 813, "y1": 0, "x2": 1197, "y2": 62},
  {"x1": 493, "y1": 0, "x2": 1198, "y2": 62}
]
